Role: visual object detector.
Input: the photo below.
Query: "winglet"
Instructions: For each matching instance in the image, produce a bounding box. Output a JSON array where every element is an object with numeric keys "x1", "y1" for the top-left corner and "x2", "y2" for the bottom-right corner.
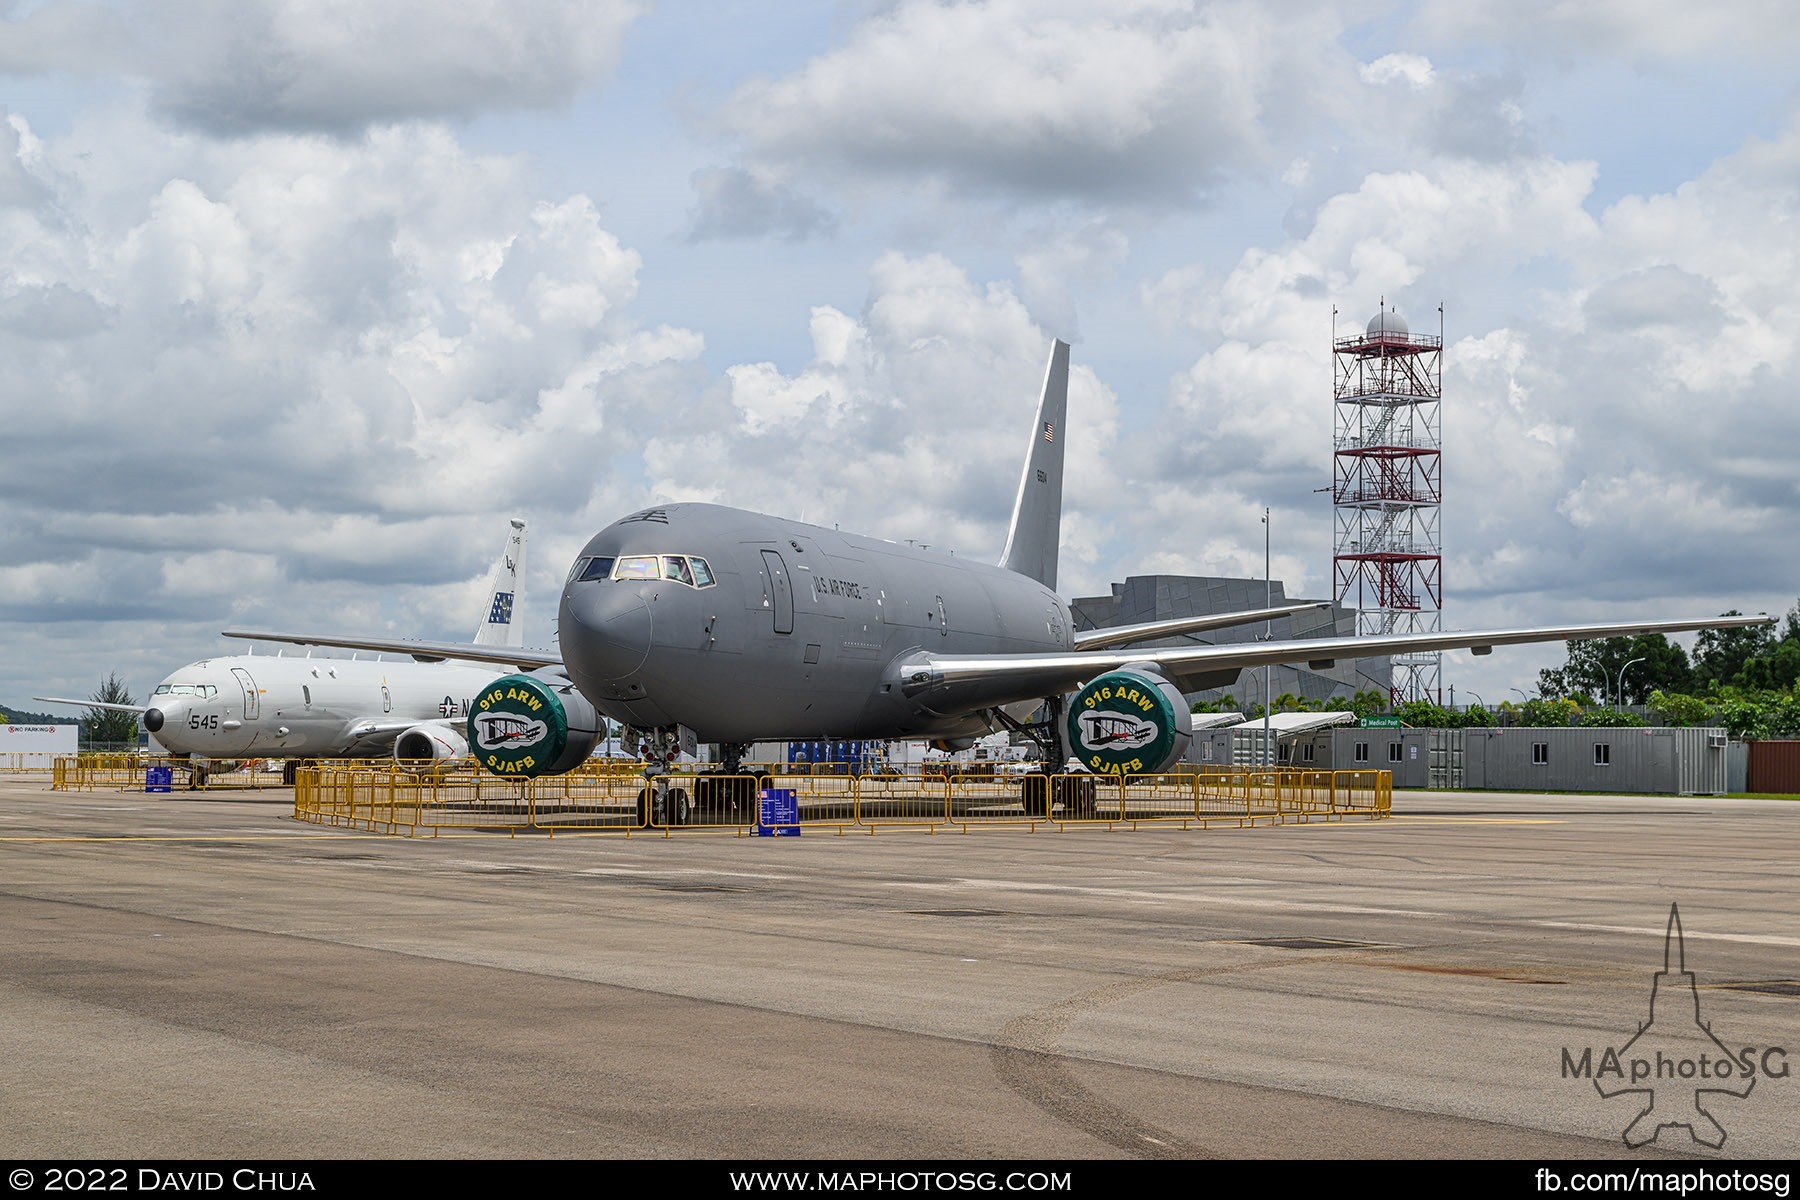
[
  {"x1": 998, "y1": 340, "x2": 1070, "y2": 590},
  {"x1": 472, "y1": 518, "x2": 527, "y2": 647}
]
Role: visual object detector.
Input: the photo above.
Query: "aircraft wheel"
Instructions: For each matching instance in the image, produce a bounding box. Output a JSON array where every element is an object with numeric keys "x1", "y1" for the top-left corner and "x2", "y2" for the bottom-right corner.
[
  {"x1": 282, "y1": 761, "x2": 298, "y2": 786},
  {"x1": 636, "y1": 787, "x2": 653, "y2": 828},
  {"x1": 1021, "y1": 777, "x2": 1050, "y2": 820},
  {"x1": 667, "y1": 788, "x2": 691, "y2": 827},
  {"x1": 693, "y1": 778, "x2": 723, "y2": 823},
  {"x1": 1062, "y1": 776, "x2": 1097, "y2": 820}
]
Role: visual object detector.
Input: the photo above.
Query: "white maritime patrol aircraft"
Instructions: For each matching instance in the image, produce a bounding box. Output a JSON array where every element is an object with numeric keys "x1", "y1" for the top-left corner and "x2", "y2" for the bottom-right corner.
[
  {"x1": 226, "y1": 342, "x2": 1771, "y2": 816},
  {"x1": 41, "y1": 520, "x2": 533, "y2": 781}
]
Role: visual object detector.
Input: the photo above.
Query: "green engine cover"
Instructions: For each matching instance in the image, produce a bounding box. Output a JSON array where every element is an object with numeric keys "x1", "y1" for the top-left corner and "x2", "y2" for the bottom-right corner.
[
  {"x1": 1067, "y1": 668, "x2": 1193, "y2": 775},
  {"x1": 467, "y1": 673, "x2": 571, "y2": 778}
]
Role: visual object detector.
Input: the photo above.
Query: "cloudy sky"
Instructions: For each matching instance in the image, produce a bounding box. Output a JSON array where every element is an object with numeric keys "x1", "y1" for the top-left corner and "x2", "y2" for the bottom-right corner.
[{"x1": 4, "y1": 0, "x2": 1796, "y2": 712}]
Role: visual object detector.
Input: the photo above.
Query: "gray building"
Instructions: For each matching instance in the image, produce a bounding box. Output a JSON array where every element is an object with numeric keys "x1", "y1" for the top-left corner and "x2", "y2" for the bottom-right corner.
[
  {"x1": 1459, "y1": 727, "x2": 1728, "y2": 795},
  {"x1": 1283, "y1": 726, "x2": 1434, "y2": 788},
  {"x1": 1071, "y1": 574, "x2": 1392, "y2": 708},
  {"x1": 1282, "y1": 726, "x2": 1729, "y2": 795}
]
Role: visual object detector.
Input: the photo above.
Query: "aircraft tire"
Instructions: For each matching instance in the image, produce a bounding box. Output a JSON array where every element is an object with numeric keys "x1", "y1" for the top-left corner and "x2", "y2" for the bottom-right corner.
[
  {"x1": 1021, "y1": 778, "x2": 1050, "y2": 820},
  {"x1": 695, "y1": 777, "x2": 751, "y2": 824},
  {"x1": 668, "y1": 788, "x2": 691, "y2": 827},
  {"x1": 636, "y1": 786, "x2": 653, "y2": 828},
  {"x1": 1062, "y1": 775, "x2": 1098, "y2": 820},
  {"x1": 282, "y1": 760, "x2": 298, "y2": 786}
]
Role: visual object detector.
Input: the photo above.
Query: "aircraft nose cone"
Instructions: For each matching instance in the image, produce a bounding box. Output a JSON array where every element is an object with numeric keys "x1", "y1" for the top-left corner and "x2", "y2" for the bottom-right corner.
[
  {"x1": 144, "y1": 708, "x2": 165, "y2": 733},
  {"x1": 560, "y1": 584, "x2": 653, "y2": 684}
]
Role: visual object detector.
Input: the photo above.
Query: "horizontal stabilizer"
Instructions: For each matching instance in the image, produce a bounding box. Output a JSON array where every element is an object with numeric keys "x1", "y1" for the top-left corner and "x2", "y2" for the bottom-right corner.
[{"x1": 1072, "y1": 602, "x2": 1333, "y2": 651}]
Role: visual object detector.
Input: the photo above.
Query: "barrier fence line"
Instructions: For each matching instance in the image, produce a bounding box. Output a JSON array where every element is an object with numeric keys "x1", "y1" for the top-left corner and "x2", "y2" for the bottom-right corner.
[
  {"x1": 52, "y1": 753, "x2": 299, "y2": 792},
  {"x1": 49, "y1": 753, "x2": 1394, "y2": 831},
  {"x1": 286, "y1": 762, "x2": 1390, "y2": 837}
]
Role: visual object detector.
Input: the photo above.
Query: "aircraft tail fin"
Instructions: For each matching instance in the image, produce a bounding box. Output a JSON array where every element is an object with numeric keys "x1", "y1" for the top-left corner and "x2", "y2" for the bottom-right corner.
[
  {"x1": 472, "y1": 519, "x2": 527, "y2": 647},
  {"x1": 998, "y1": 339, "x2": 1070, "y2": 590}
]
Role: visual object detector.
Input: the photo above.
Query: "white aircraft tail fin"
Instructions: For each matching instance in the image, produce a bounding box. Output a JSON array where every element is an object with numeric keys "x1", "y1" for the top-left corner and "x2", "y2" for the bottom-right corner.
[
  {"x1": 472, "y1": 519, "x2": 527, "y2": 647},
  {"x1": 998, "y1": 339, "x2": 1070, "y2": 590}
]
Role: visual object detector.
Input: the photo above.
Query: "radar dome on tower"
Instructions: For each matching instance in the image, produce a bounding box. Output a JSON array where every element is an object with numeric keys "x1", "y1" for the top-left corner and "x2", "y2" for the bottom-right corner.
[{"x1": 1367, "y1": 310, "x2": 1409, "y2": 338}]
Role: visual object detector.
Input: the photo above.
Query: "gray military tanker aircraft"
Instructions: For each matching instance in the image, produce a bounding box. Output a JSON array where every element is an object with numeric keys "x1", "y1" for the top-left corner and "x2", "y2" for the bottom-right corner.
[{"x1": 228, "y1": 340, "x2": 1771, "y2": 817}]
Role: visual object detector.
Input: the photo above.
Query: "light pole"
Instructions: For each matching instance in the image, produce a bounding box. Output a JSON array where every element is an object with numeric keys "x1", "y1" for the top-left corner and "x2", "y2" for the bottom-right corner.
[
  {"x1": 1510, "y1": 687, "x2": 1532, "y2": 704},
  {"x1": 1466, "y1": 690, "x2": 1484, "y2": 711},
  {"x1": 1262, "y1": 507, "x2": 1272, "y2": 768},
  {"x1": 1616, "y1": 657, "x2": 1647, "y2": 708}
]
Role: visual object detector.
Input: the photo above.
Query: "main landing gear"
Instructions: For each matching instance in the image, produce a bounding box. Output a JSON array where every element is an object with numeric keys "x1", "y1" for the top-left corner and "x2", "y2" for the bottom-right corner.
[{"x1": 989, "y1": 696, "x2": 1090, "y2": 820}]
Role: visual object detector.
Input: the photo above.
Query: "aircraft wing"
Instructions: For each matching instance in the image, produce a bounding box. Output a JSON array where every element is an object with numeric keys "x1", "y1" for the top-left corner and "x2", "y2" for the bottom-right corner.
[
  {"x1": 221, "y1": 630, "x2": 561, "y2": 672},
  {"x1": 896, "y1": 614, "x2": 1775, "y2": 712},
  {"x1": 1071, "y1": 602, "x2": 1332, "y2": 651},
  {"x1": 341, "y1": 719, "x2": 453, "y2": 747},
  {"x1": 34, "y1": 696, "x2": 149, "y2": 714}
]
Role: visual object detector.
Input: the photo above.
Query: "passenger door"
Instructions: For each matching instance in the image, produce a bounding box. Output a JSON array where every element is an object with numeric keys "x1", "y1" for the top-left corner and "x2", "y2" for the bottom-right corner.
[{"x1": 760, "y1": 549, "x2": 794, "y2": 635}]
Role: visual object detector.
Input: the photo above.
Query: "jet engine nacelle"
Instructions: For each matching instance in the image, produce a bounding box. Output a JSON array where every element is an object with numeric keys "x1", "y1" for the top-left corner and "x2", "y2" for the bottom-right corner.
[
  {"x1": 1066, "y1": 667, "x2": 1193, "y2": 775},
  {"x1": 466, "y1": 668, "x2": 603, "y2": 778},
  {"x1": 393, "y1": 724, "x2": 468, "y2": 775}
]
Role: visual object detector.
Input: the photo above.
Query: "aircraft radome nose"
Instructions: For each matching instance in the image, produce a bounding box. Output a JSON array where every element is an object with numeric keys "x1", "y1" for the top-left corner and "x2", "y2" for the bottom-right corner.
[
  {"x1": 560, "y1": 584, "x2": 654, "y2": 683},
  {"x1": 144, "y1": 708, "x2": 165, "y2": 733}
]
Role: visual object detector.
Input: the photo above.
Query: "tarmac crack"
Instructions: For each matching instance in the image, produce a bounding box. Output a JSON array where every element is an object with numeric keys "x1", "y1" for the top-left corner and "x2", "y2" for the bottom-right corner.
[{"x1": 987, "y1": 951, "x2": 1385, "y2": 1158}]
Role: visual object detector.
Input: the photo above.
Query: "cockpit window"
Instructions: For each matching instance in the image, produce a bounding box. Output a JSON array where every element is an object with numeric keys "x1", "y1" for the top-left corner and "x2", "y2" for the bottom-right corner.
[
  {"x1": 152, "y1": 684, "x2": 215, "y2": 697},
  {"x1": 602, "y1": 553, "x2": 716, "y2": 587},
  {"x1": 614, "y1": 555, "x2": 661, "y2": 581}
]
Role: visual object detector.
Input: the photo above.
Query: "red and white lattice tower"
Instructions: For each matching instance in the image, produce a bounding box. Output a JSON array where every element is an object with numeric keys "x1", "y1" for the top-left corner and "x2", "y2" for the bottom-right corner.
[{"x1": 1332, "y1": 302, "x2": 1443, "y2": 704}]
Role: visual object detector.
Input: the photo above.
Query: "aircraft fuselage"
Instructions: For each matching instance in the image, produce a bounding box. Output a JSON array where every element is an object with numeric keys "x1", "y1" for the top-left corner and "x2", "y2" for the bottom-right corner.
[
  {"x1": 558, "y1": 504, "x2": 1073, "y2": 744},
  {"x1": 140, "y1": 656, "x2": 502, "y2": 758}
]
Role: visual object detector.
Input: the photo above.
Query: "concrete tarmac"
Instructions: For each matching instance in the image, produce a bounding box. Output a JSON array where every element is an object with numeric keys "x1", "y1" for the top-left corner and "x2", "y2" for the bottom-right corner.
[{"x1": 1, "y1": 775, "x2": 1796, "y2": 1161}]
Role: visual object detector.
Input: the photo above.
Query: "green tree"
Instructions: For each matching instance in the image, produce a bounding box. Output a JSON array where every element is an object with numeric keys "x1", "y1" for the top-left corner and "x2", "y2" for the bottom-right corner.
[
  {"x1": 1458, "y1": 705, "x2": 1495, "y2": 728},
  {"x1": 1693, "y1": 613, "x2": 1776, "y2": 689},
  {"x1": 1399, "y1": 699, "x2": 1455, "y2": 728},
  {"x1": 1738, "y1": 641, "x2": 1800, "y2": 691},
  {"x1": 1647, "y1": 690, "x2": 1715, "y2": 728},
  {"x1": 80, "y1": 673, "x2": 140, "y2": 747},
  {"x1": 1578, "y1": 707, "x2": 1646, "y2": 727},
  {"x1": 1345, "y1": 690, "x2": 1388, "y2": 720},
  {"x1": 1539, "y1": 634, "x2": 1692, "y2": 704},
  {"x1": 1726, "y1": 602, "x2": 1800, "y2": 691},
  {"x1": 1519, "y1": 697, "x2": 1582, "y2": 727}
]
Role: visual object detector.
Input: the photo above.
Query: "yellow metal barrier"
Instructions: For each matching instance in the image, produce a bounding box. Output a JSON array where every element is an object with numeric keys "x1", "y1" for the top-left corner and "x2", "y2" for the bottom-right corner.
[
  {"x1": 55, "y1": 754, "x2": 304, "y2": 792},
  {"x1": 856, "y1": 773, "x2": 952, "y2": 832},
  {"x1": 291, "y1": 762, "x2": 1390, "y2": 837}
]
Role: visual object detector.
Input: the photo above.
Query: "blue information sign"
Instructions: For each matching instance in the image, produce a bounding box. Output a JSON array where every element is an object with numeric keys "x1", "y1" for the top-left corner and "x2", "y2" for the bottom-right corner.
[
  {"x1": 755, "y1": 787, "x2": 799, "y2": 837},
  {"x1": 144, "y1": 766, "x2": 173, "y2": 793}
]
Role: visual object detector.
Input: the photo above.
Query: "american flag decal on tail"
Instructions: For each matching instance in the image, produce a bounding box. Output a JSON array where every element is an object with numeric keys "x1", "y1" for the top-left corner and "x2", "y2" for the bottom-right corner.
[{"x1": 1043, "y1": 421, "x2": 1054, "y2": 443}]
